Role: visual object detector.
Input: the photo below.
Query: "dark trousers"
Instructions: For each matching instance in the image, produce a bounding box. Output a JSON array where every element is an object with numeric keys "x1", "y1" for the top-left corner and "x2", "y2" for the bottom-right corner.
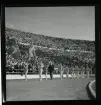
[{"x1": 49, "y1": 72, "x2": 53, "y2": 80}]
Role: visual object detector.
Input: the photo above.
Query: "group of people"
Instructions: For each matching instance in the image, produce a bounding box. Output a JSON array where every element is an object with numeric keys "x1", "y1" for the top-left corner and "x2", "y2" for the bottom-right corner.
[
  {"x1": 6, "y1": 53, "x2": 54, "y2": 80},
  {"x1": 38, "y1": 60, "x2": 94, "y2": 81},
  {"x1": 6, "y1": 53, "x2": 95, "y2": 81}
]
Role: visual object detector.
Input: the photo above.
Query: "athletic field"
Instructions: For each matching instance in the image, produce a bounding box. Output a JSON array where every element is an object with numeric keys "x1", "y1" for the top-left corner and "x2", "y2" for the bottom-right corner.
[{"x1": 6, "y1": 77, "x2": 95, "y2": 101}]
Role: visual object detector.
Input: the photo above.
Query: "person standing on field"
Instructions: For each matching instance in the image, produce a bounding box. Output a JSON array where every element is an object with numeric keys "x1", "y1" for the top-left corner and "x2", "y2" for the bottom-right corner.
[
  {"x1": 60, "y1": 63, "x2": 64, "y2": 80},
  {"x1": 48, "y1": 61, "x2": 54, "y2": 80},
  {"x1": 65, "y1": 65, "x2": 70, "y2": 78},
  {"x1": 39, "y1": 60, "x2": 44, "y2": 81}
]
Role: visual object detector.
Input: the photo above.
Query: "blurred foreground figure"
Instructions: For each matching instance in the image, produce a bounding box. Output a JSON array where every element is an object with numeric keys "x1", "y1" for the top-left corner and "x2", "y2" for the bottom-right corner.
[{"x1": 6, "y1": 37, "x2": 40, "y2": 81}]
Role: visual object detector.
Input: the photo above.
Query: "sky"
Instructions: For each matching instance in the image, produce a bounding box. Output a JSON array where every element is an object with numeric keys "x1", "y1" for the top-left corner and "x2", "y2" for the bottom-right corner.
[{"x1": 5, "y1": 6, "x2": 95, "y2": 41}]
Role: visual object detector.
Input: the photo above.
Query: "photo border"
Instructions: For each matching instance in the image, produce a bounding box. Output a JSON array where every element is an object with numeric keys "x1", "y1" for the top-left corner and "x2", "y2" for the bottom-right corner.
[{"x1": 1, "y1": 4, "x2": 100, "y2": 105}]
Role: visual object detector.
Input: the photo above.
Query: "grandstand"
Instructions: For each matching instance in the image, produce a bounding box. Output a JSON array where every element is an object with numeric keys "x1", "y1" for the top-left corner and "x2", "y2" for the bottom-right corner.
[{"x1": 5, "y1": 27, "x2": 95, "y2": 79}]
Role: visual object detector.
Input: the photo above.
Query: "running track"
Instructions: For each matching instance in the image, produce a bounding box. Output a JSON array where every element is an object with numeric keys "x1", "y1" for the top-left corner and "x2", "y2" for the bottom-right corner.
[{"x1": 6, "y1": 77, "x2": 95, "y2": 101}]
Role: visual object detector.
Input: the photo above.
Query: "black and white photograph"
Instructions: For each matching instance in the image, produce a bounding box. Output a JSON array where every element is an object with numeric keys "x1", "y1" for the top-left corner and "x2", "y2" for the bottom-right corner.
[{"x1": 4, "y1": 6, "x2": 96, "y2": 101}]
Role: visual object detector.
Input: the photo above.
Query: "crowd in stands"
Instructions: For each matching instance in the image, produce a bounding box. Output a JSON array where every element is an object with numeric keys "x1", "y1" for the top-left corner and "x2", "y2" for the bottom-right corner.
[
  {"x1": 6, "y1": 53, "x2": 32, "y2": 74},
  {"x1": 6, "y1": 51, "x2": 95, "y2": 75},
  {"x1": 5, "y1": 27, "x2": 95, "y2": 52},
  {"x1": 5, "y1": 27, "x2": 95, "y2": 75}
]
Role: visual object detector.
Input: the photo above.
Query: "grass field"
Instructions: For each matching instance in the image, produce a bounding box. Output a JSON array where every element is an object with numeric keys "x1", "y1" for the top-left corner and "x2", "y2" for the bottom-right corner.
[{"x1": 6, "y1": 77, "x2": 95, "y2": 101}]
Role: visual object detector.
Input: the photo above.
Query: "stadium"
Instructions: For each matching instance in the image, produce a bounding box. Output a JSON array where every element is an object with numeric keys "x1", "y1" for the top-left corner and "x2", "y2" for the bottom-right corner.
[
  {"x1": 5, "y1": 6, "x2": 96, "y2": 101},
  {"x1": 6, "y1": 27, "x2": 96, "y2": 101}
]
